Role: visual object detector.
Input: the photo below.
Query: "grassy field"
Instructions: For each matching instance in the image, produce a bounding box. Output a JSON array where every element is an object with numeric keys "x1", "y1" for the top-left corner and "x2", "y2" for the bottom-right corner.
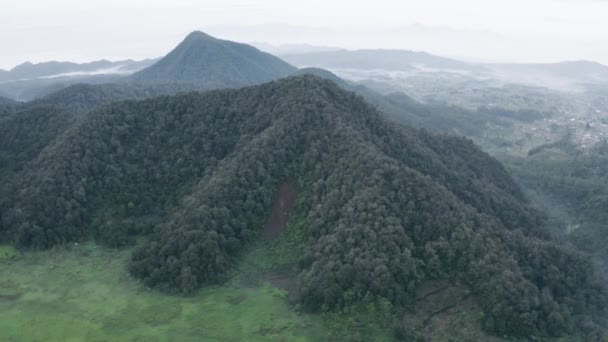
[
  {"x1": 0, "y1": 234, "x2": 587, "y2": 342},
  {"x1": 0, "y1": 242, "x2": 327, "y2": 342}
]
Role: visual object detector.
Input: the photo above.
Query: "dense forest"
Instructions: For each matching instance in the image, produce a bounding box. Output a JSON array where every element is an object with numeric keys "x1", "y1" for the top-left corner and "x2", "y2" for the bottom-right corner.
[
  {"x1": 1, "y1": 76, "x2": 605, "y2": 339},
  {"x1": 0, "y1": 82, "x2": 203, "y2": 186},
  {"x1": 27, "y1": 82, "x2": 204, "y2": 112},
  {"x1": 0, "y1": 105, "x2": 76, "y2": 178}
]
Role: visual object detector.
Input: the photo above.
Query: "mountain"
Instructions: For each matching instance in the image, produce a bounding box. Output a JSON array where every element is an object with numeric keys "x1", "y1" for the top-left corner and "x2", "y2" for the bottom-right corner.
[
  {"x1": 0, "y1": 105, "x2": 76, "y2": 181},
  {"x1": 0, "y1": 59, "x2": 156, "y2": 83},
  {"x1": 0, "y1": 59, "x2": 157, "y2": 101},
  {"x1": 281, "y1": 49, "x2": 478, "y2": 71},
  {"x1": 0, "y1": 74, "x2": 126, "y2": 101},
  {"x1": 128, "y1": 31, "x2": 297, "y2": 87},
  {"x1": 1, "y1": 76, "x2": 605, "y2": 339}
]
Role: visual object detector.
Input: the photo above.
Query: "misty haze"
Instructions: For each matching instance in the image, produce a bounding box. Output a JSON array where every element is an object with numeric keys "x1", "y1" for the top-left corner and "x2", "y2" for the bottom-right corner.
[{"x1": 1, "y1": 1, "x2": 607, "y2": 341}]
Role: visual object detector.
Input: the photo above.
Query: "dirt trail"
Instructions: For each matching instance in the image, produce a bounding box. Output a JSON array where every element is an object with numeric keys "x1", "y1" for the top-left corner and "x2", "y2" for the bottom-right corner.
[{"x1": 264, "y1": 183, "x2": 297, "y2": 240}]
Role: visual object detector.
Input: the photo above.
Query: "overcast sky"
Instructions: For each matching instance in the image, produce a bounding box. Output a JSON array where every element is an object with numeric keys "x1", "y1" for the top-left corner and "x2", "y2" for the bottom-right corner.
[{"x1": 1, "y1": 0, "x2": 608, "y2": 69}]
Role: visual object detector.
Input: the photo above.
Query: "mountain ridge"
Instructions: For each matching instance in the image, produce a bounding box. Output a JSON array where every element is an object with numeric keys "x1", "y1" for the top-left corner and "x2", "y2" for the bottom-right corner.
[{"x1": 281, "y1": 48, "x2": 480, "y2": 71}]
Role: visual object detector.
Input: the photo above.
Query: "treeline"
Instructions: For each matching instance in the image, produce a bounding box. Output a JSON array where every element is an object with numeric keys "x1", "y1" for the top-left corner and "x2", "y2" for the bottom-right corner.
[{"x1": 0, "y1": 76, "x2": 605, "y2": 339}]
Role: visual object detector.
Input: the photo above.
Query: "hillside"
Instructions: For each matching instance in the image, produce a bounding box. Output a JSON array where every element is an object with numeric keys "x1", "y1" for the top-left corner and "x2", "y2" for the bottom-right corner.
[
  {"x1": 128, "y1": 31, "x2": 297, "y2": 87},
  {"x1": 1, "y1": 76, "x2": 605, "y2": 339},
  {"x1": 0, "y1": 105, "x2": 77, "y2": 190}
]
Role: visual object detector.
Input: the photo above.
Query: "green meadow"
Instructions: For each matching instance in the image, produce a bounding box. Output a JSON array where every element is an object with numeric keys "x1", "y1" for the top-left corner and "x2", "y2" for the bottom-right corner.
[{"x1": 0, "y1": 242, "x2": 328, "y2": 342}]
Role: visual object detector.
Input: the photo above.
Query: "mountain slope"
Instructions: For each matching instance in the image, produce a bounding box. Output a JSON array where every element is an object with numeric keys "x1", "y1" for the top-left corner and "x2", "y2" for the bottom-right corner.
[
  {"x1": 128, "y1": 31, "x2": 297, "y2": 87},
  {"x1": 0, "y1": 59, "x2": 157, "y2": 101},
  {"x1": 1, "y1": 76, "x2": 604, "y2": 338},
  {"x1": 0, "y1": 105, "x2": 76, "y2": 178}
]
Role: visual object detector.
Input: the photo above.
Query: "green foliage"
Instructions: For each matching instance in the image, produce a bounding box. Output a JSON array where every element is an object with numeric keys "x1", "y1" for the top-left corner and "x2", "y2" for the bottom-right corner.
[
  {"x1": 0, "y1": 105, "x2": 75, "y2": 176},
  {"x1": 0, "y1": 243, "x2": 326, "y2": 341},
  {"x1": 1, "y1": 75, "x2": 605, "y2": 339}
]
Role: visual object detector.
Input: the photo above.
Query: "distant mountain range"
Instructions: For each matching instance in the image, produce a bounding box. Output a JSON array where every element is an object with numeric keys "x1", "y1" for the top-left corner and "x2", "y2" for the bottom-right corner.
[
  {"x1": 251, "y1": 42, "x2": 342, "y2": 55},
  {"x1": 4, "y1": 32, "x2": 608, "y2": 102},
  {"x1": 127, "y1": 31, "x2": 297, "y2": 87},
  {"x1": 281, "y1": 49, "x2": 478, "y2": 71},
  {"x1": 284, "y1": 50, "x2": 608, "y2": 93},
  {"x1": 0, "y1": 59, "x2": 156, "y2": 83}
]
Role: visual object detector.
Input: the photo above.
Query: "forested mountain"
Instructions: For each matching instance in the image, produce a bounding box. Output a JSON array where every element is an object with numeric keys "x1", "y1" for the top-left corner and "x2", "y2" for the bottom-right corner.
[
  {"x1": 128, "y1": 31, "x2": 297, "y2": 87},
  {"x1": 1, "y1": 76, "x2": 605, "y2": 339},
  {"x1": 282, "y1": 49, "x2": 478, "y2": 71}
]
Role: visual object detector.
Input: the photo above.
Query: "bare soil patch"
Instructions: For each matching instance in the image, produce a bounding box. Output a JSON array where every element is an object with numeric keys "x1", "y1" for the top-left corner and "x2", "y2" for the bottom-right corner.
[
  {"x1": 264, "y1": 183, "x2": 297, "y2": 240},
  {"x1": 263, "y1": 271, "x2": 296, "y2": 293}
]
